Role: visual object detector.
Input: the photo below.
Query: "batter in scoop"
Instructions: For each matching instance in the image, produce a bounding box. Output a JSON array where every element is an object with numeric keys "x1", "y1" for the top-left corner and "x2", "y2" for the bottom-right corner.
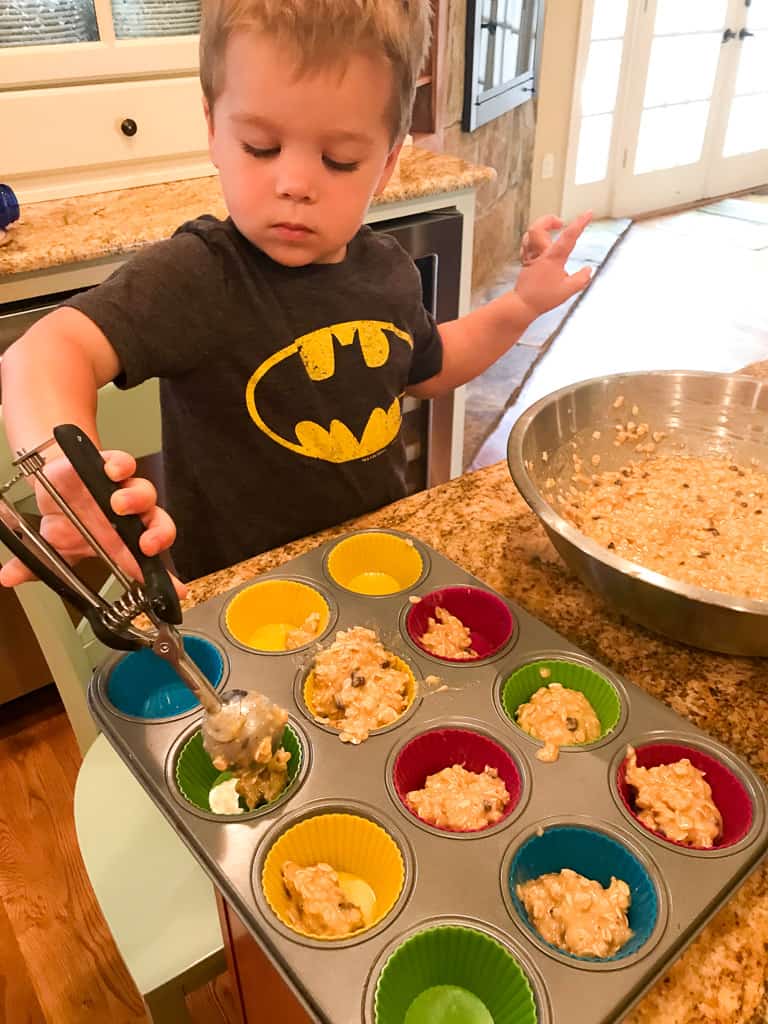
[
  {"x1": 406, "y1": 763, "x2": 510, "y2": 830},
  {"x1": 516, "y1": 681, "x2": 601, "y2": 762},
  {"x1": 420, "y1": 607, "x2": 477, "y2": 659},
  {"x1": 517, "y1": 868, "x2": 633, "y2": 958},
  {"x1": 309, "y1": 626, "x2": 410, "y2": 744},
  {"x1": 624, "y1": 745, "x2": 722, "y2": 847},
  {"x1": 281, "y1": 861, "x2": 372, "y2": 938}
]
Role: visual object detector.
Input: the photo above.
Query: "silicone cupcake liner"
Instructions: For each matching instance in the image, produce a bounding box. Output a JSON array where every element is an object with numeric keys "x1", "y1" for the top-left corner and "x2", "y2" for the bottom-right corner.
[
  {"x1": 326, "y1": 531, "x2": 424, "y2": 595},
  {"x1": 392, "y1": 728, "x2": 522, "y2": 833},
  {"x1": 261, "y1": 812, "x2": 405, "y2": 940},
  {"x1": 406, "y1": 586, "x2": 515, "y2": 662},
  {"x1": 501, "y1": 659, "x2": 621, "y2": 744},
  {"x1": 224, "y1": 578, "x2": 331, "y2": 652},
  {"x1": 508, "y1": 825, "x2": 658, "y2": 962},
  {"x1": 175, "y1": 723, "x2": 303, "y2": 814},
  {"x1": 106, "y1": 635, "x2": 224, "y2": 720},
  {"x1": 617, "y1": 742, "x2": 753, "y2": 850},
  {"x1": 374, "y1": 924, "x2": 537, "y2": 1024},
  {"x1": 303, "y1": 655, "x2": 417, "y2": 731}
]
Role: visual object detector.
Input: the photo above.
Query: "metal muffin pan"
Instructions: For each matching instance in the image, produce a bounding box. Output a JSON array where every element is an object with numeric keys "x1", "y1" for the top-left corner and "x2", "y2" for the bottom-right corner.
[{"x1": 88, "y1": 528, "x2": 768, "y2": 1024}]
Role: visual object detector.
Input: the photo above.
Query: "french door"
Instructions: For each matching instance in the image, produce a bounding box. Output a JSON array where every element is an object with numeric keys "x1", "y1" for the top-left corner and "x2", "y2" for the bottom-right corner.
[{"x1": 564, "y1": 0, "x2": 768, "y2": 219}]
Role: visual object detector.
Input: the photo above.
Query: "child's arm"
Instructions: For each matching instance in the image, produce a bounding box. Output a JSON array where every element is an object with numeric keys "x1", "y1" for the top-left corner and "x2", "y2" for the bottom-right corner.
[
  {"x1": 408, "y1": 211, "x2": 592, "y2": 399},
  {"x1": 0, "y1": 308, "x2": 178, "y2": 589}
]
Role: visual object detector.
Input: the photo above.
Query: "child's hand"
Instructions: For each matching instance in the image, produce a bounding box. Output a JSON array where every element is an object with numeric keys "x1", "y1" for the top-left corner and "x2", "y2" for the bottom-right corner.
[
  {"x1": 515, "y1": 211, "x2": 593, "y2": 319},
  {"x1": 0, "y1": 449, "x2": 186, "y2": 597}
]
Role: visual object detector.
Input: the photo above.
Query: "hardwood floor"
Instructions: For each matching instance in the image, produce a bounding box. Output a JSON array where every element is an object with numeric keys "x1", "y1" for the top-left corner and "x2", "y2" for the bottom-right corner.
[{"x1": 0, "y1": 686, "x2": 239, "y2": 1024}]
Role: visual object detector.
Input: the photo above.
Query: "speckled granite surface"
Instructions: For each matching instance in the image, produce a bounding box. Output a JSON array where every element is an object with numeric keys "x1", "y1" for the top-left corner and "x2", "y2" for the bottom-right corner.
[
  {"x1": 183, "y1": 360, "x2": 768, "y2": 1024},
  {"x1": 0, "y1": 147, "x2": 494, "y2": 277}
]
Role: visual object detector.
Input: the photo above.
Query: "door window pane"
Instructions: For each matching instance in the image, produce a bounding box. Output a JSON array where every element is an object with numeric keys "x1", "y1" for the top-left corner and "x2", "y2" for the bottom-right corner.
[
  {"x1": 643, "y1": 34, "x2": 722, "y2": 107},
  {"x1": 654, "y1": 0, "x2": 728, "y2": 36},
  {"x1": 590, "y1": 0, "x2": 628, "y2": 41},
  {"x1": 581, "y1": 38, "x2": 623, "y2": 115},
  {"x1": 0, "y1": 1, "x2": 98, "y2": 47},
  {"x1": 575, "y1": 113, "x2": 614, "y2": 184},
  {"x1": 723, "y1": 94, "x2": 768, "y2": 157},
  {"x1": 634, "y1": 101, "x2": 709, "y2": 173},
  {"x1": 111, "y1": 0, "x2": 200, "y2": 39}
]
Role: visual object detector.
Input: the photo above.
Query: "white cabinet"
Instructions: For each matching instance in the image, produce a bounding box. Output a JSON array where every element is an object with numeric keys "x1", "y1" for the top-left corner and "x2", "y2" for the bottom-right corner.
[{"x1": 2, "y1": 1, "x2": 210, "y2": 201}]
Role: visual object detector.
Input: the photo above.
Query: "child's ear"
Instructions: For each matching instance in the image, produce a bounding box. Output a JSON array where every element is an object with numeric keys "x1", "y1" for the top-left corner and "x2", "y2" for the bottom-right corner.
[
  {"x1": 374, "y1": 141, "x2": 405, "y2": 194},
  {"x1": 202, "y1": 96, "x2": 218, "y2": 167}
]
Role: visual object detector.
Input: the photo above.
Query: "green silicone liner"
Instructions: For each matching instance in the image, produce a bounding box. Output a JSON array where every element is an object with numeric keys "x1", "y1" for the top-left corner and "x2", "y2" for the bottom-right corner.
[
  {"x1": 374, "y1": 924, "x2": 537, "y2": 1024},
  {"x1": 176, "y1": 724, "x2": 302, "y2": 814},
  {"x1": 502, "y1": 659, "x2": 621, "y2": 744}
]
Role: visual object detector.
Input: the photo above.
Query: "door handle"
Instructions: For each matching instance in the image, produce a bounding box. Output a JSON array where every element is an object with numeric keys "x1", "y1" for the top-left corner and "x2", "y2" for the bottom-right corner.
[
  {"x1": 722, "y1": 27, "x2": 737, "y2": 42},
  {"x1": 739, "y1": 27, "x2": 755, "y2": 39}
]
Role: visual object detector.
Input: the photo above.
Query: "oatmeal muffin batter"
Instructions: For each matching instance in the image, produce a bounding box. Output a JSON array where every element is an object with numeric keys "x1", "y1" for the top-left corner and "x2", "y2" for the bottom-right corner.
[
  {"x1": 516, "y1": 682, "x2": 602, "y2": 762},
  {"x1": 561, "y1": 455, "x2": 768, "y2": 601},
  {"x1": 209, "y1": 744, "x2": 291, "y2": 813},
  {"x1": 624, "y1": 745, "x2": 723, "y2": 847},
  {"x1": 309, "y1": 626, "x2": 411, "y2": 744},
  {"x1": 406, "y1": 763, "x2": 510, "y2": 830},
  {"x1": 286, "y1": 612, "x2": 322, "y2": 650},
  {"x1": 420, "y1": 607, "x2": 478, "y2": 659},
  {"x1": 517, "y1": 868, "x2": 633, "y2": 958},
  {"x1": 281, "y1": 861, "x2": 371, "y2": 938}
]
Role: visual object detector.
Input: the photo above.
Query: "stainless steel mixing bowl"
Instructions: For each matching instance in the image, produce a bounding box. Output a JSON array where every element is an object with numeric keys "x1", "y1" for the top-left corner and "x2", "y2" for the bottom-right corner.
[{"x1": 507, "y1": 370, "x2": 768, "y2": 657}]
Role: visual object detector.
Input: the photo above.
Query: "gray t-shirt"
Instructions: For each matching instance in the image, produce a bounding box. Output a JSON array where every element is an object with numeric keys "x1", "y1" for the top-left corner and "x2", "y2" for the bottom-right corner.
[{"x1": 65, "y1": 217, "x2": 443, "y2": 580}]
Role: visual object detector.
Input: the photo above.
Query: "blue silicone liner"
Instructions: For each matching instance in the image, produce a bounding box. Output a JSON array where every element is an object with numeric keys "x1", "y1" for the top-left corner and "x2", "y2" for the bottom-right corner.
[
  {"x1": 508, "y1": 825, "x2": 658, "y2": 962},
  {"x1": 106, "y1": 634, "x2": 224, "y2": 719}
]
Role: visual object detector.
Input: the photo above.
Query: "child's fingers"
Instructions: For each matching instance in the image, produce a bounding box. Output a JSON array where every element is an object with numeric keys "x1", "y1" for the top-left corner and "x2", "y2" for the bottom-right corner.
[
  {"x1": 561, "y1": 266, "x2": 593, "y2": 300},
  {"x1": 138, "y1": 506, "x2": 178, "y2": 557},
  {"x1": 528, "y1": 214, "x2": 563, "y2": 234},
  {"x1": 550, "y1": 210, "x2": 593, "y2": 260},
  {"x1": 102, "y1": 450, "x2": 138, "y2": 483},
  {"x1": 110, "y1": 476, "x2": 158, "y2": 517},
  {"x1": 0, "y1": 557, "x2": 35, "y2": 588}
]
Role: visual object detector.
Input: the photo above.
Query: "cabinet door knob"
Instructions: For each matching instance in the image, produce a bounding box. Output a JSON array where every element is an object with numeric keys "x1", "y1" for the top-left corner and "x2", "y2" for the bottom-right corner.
[
  {"x1": 739, "y1": 27, "x2": 755, "y2": 39},
  {"x1": 120, "y1": 118, "x2": 138, "y2": 137}
]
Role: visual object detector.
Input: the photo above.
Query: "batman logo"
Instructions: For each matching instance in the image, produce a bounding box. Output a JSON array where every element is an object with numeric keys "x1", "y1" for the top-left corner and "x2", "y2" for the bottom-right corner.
[{"x1": 245, "y1": 320, "x2": 414, "y2": 462}]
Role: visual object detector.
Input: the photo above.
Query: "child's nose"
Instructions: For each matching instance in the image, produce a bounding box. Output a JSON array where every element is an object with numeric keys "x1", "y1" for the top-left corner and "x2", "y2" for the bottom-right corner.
[{"x1": 274, "y1": 154, "x2": 316, "y2": 203}]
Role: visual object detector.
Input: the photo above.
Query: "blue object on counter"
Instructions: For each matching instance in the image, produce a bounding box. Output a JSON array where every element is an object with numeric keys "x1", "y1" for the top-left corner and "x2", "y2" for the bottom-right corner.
[
  {"x1": 0, "y1": 184, "x2": 19, "y2": 230},
  {"x1": 508, "y1": 824, "x2": 659, "y2": 961},
  {"x1": 107, "y1": 634, "x2": 224, "y2": 720}
]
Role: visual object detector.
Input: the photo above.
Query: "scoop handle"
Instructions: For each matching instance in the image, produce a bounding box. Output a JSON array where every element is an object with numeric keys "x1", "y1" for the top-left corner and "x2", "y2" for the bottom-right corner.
[{"x1": 53, "y1": 424, "x2": 181, "y2": 624}]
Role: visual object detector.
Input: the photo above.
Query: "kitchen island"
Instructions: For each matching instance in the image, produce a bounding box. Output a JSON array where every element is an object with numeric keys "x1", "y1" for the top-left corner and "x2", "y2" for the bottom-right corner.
[{"x1": 181, "y1": 361, "x2": 768, "y2": 1024}]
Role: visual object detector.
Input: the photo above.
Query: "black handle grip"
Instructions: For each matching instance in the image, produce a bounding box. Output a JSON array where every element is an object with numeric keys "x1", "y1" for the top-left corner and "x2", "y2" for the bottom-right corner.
[
  {"x1": 0, "y1": 514, "x2": 141, "y2": 651},
  {"x1": 53, "y1": 425, "x2": 182, "y2": 625}
]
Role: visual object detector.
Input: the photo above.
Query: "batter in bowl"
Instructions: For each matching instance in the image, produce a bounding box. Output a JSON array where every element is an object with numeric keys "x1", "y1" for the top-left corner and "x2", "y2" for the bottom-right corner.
[
  {"x1": 406, "y1": 763, "x2": 510, "y2": 830},
  {"x1": 624, "y1": 745, "x2": 723, "y2": 847},
  {"x1": 280, "y1": 861, "x2": 373, "y2": 938},
  {"x1": 420, "y1": 607, "x2": 477, "y2": 659},
  {"x1": 516, "y1": 682, "x2": 602, "y2": 762},
  {"x1": 517, "y1": 868, "x2": 633, "y2": 958},
  {"x1": 309, "y1": 626, "x2": 411, "y2": 744}
]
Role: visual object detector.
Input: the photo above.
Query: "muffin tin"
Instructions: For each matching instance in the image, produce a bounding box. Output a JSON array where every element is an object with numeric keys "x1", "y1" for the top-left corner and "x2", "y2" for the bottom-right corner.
[{"x1": 88, "y1": 529, "x2": 768, "y2": 1024}]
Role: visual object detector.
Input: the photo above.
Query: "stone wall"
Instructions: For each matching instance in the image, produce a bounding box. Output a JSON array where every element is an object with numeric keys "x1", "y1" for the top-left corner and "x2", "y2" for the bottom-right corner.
[{"x1": 437, "y1": 0, "x2": 537, "y2": 287}]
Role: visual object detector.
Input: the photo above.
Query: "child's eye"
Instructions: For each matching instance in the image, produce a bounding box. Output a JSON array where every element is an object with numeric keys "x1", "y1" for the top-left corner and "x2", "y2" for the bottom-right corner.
[
  {"x1": 242, "y1": 143, "x2": 280, "y2": 159},
  {"x1": 323, "y1": 156, "x2": 360, "y2": 173}
]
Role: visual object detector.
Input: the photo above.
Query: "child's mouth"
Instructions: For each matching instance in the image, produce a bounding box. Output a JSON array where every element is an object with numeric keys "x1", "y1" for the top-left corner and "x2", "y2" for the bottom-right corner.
[{"x1": 272, "y1": 223, "x2": 314, "y2": 241}]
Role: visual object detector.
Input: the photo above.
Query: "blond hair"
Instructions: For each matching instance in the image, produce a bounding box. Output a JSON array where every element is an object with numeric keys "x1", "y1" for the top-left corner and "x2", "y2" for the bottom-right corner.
[{"x1": 200, "y1": 0, "x2": 432, "y2": 141}]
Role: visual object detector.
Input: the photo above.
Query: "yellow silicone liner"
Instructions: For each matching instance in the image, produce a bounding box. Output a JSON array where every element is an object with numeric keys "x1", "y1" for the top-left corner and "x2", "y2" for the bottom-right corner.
[
  {"x1": 326, "y1": 533, "x2": 423, "y2": 595},
  {"x1": 262, "y1": 813, "x2": 405, "y2": 940},
  {"x1": 304, "y1": 655, "x2": 417, "y2": 727},
  {"x1": 225, "y1": 579, "x2": 330, "y2": 652}
]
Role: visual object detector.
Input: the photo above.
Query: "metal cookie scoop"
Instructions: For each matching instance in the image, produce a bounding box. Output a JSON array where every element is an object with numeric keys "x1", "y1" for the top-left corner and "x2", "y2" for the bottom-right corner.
[{"x1": 0, "y1": 425, "x2": 288, "y2": 771}]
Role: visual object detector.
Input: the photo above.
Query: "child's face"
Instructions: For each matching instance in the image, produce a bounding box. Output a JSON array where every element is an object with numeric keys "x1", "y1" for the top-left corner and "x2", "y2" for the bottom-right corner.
[{"x1": 205, "y1": 31, "x2": 402, "y2": 266}]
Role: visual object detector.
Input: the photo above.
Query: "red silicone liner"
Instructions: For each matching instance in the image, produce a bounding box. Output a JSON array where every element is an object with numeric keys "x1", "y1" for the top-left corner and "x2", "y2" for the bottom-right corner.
[
  {"x1": 393, "y1": 728, "x2": 522, "y2": 833},
  {"x1": 406, "y1": 586, "x2": 515, "y2": 662},
  {"x1": 617, "y1": 743, "x2": 753, "y2": 850}
]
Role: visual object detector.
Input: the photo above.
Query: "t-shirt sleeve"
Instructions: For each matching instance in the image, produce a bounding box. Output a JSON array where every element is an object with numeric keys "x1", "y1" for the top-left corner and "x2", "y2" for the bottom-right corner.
[{"x1": 61, "y1": 230, "x2": 225, "y2": 388}]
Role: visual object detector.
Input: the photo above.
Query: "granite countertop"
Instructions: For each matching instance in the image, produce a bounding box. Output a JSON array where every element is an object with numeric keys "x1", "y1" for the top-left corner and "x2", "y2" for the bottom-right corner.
[
  {"x1": 0, "y1": 146, "x2": 495, "y2": 278},
  {"x1": 182, "y1": 361, "x2": 768, "y2": 1024}
]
